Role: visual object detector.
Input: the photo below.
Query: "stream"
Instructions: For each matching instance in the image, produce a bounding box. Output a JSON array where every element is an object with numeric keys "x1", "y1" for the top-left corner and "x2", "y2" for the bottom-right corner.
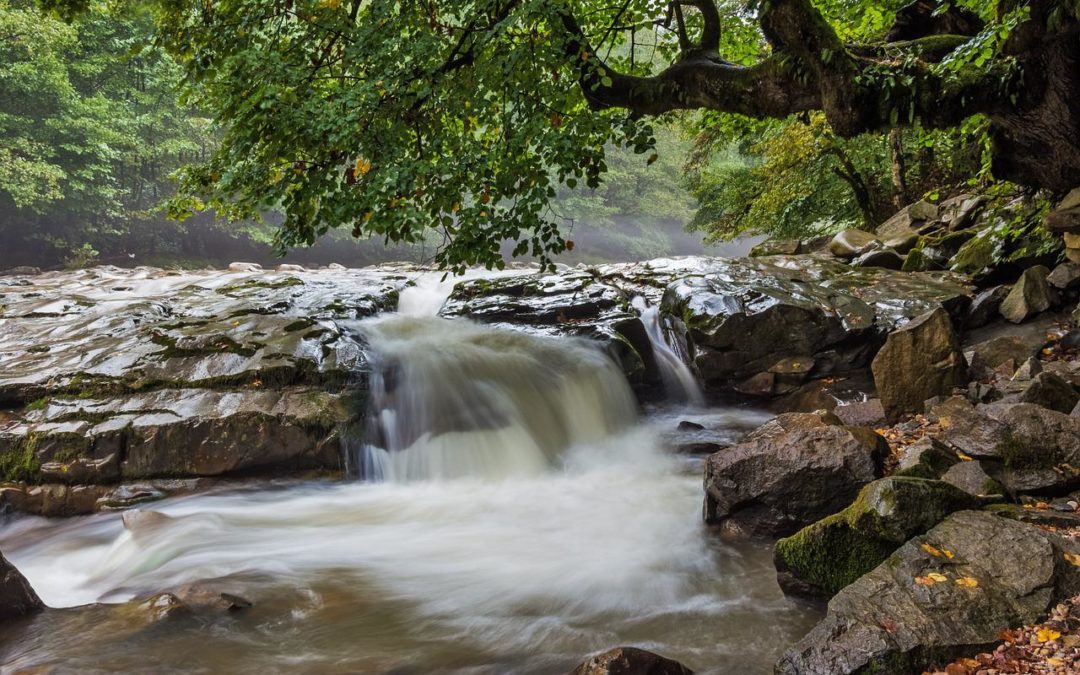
[{"x1": 0, "y1": 271, "x2": 822, "y2": 674}]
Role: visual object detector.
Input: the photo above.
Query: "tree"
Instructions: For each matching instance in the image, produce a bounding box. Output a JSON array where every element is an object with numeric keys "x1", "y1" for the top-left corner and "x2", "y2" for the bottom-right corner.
[{"x1": 47, "y1": 0, "x2": 1078, "y2": 270}]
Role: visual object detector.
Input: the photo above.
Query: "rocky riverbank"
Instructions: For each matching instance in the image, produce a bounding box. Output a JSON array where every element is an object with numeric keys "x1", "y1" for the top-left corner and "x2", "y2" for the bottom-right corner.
[{"x1": 2, "y1": 188, "x2": 1080, "y2": 674}]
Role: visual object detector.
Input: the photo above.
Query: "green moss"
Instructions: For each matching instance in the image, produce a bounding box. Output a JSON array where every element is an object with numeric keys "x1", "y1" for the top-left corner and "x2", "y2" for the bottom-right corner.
[
  {"x1": 0, "y1": 433, "x2": 41, "y2": 482},
  {"x1": 24, "y1": 397, "x2": 49, "y2": 412},
  {"x1": 216, "y1": 276, "x2": 304, "y2": 295},
  {"x1": 776, "y1": 513, "x2": 897, "y2": 596},
  {"x1": 150, "y1": 332, "x2": 260, "y2": 359},
  {"x1": 284, "y1": 318, "x2": 316, "y2": 332}
]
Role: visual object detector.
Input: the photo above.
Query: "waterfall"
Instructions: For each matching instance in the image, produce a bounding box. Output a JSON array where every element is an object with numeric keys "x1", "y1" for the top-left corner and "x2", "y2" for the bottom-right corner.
[
  {"x1": 349, "y1": 316, "x2": 638, "y2": 481},
  {"x1": 632, "y1": 297, "x2": 704, "y2": 405}
]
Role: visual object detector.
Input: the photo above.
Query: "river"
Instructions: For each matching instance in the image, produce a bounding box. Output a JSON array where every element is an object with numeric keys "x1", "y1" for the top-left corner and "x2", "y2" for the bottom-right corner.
[{"x1": 0, "y1": 270, "x2": 821, "y2": 674}]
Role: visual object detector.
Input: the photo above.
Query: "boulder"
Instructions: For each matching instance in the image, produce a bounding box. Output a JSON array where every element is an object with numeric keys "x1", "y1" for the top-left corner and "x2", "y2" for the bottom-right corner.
[
  {"x1": 938, "y1": 194, "x2": 986, "y2": 230},
  {"x1": 940, "y1": 460, "x2": 1005, "y2": 497},
  {"x1": 0, "y1": 552, "x2": 44, "y2": 621},
  {"x1": 829, "y1": 230, "x2": 880, "y2": 259},
  {"x1": 832, "y1": 399, "x2": 886, "y2": 427},
  {"x1": 749, "y1": 239, "x2": 801, "y2": 256},
  {"x1": 853, "y1": 248, "x2": 904, "y2": 270},
  {"x1": 895, "y1": 436, "x2": 961, "y2": 479},
  {"x1": 774, "y1": 478, "x2": 979, "y2": 597},
  {"x1": 965, "y1": 335, "x2": 1039, "y2": 374},
  {"x1": 872, "y1": 308, "x2": 969, "y2": 422},
  {"x1": 876, "y1": 201, "x2": 939, "y2": 241},
  {"x1": 703, "y1": 412, "x2": 888, "y2": 537},
  {"x1": 1017, "y1": 371, "x2": 1080, "y2": 413},
  {"x1": 775, "y1": 511, "x2": 1080, "y2": 675},
  {"x1": 963, "y1": 285, "x2": 1011, "y2": 329},
  {"x1": 1047, "y1": 262, "x2": 1080, "y2": 290},
  {"x1": 1000, "y1": 265, "x2": 1054, "y2": 323},
  {"x1": 571, "y1": 647, "x2": 693, "y2": 675},
  {"x1": 1043, "y1": 187, "x2": 1080, "y2": 234},
  {"x1": 661, "y1": 256, "x2": 972, "y2": 388}
]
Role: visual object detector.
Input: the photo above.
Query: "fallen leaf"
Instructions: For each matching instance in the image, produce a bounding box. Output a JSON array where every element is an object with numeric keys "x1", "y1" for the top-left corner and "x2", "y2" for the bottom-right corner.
[
  {"x1": 1065, "y1": 553, "x2": 1080, "y2": 567},
  {"x1": 956, "y1": 451, "x2": 973, "y2": 461},
  {"x1": 1035, "y1": 627, "x2": 1061, "y2": 643},
  {"x1": 921, "y1": 544, "x2": 954, "y2": 559},
  {"x1": 955, "y1": 576, "x2": 979, "y2": 588}
]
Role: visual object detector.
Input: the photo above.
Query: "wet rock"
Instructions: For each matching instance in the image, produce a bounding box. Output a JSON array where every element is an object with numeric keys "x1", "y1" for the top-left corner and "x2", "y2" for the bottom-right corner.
[
  {"x1": 963, "y1": 285, "x2": 1011, "y2": 329},
  {"x1": 938, "y1": 194, "x2": 987, "y2": 230},
  {"x1": 871, "y1": 308, "x2": 968, "y2": 422},
  {"x1": 0, "y1": 388, "x2": 348, "y2": 486},
  {"x1": 0, "y1": 484, "x2": 106, "y2": 517},
  {"x1": 703, "y1": 412, "x2": 888, "y2": 538},
  {"x1": 275, "y1": 264, "x2": 306, "y2": 272},
  {"x1": 661, "y1": 256, "x2": 972, "y2": 389},
  {"x1": 775, "y1": 510, "x2": 1080, "y2": 675},
  {"x1": 0, "y1": 551, "x2": 44, "y2": 622},
  {"x1": 171, "y1": 582, "x2": 253, "y2": 612},
  {"x1": 828, "y1": 230, "x2": 880, "y2": 259},
  {"x1": 0, "y1": 266, "x2": 407, "y2": 406},
  {"x1": 1000, "y1": 265, "x2": 1054, "y2": 323},
  {"x1": 140, "y1": 593, "x2": 189, "y2": 622},
  {"x1": 571, "y1": 647, "x2": 693, "y2": 675},
  {"x1": 774, "y1": 478, "x2": 978, "y2": 597},
  {"x1": 853, "y1": 248, "x2": 904, "y2": 270},
  {"x1": 1017, "y1": 371, "x2": 1079, "y2": 413}
]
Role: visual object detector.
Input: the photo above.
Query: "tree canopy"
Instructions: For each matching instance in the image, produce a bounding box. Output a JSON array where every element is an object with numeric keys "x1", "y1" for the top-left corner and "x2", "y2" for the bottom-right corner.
[{"x1": 36, "y1": 0, "x2": 1080, "y2": 270}]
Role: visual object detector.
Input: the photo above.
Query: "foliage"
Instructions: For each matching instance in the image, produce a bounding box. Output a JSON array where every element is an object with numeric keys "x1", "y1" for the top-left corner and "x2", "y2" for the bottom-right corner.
[{"x1": 0, "y1": 0, "x2": 214, "y2": 265}]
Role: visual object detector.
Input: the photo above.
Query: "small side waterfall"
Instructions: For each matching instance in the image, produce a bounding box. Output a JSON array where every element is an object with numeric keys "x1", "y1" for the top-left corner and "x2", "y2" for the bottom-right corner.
[
  {"x1": 632, "y1": 297, "x2": 704, "y2": 405},
  {"x1": 350, "y1": 316, "x2": 638, "y2": 481}
]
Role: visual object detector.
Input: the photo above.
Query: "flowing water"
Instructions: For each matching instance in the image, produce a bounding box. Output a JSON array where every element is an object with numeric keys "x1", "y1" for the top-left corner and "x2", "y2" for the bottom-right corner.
[{"x1": 0, "y1": 270, "x2": 821, "y2": 674}]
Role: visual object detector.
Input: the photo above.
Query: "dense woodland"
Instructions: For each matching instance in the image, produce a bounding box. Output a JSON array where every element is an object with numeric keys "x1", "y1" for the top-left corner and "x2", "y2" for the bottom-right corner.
[{"x1": 3, "y1": 0, "x2": 1074, "y2": 270}]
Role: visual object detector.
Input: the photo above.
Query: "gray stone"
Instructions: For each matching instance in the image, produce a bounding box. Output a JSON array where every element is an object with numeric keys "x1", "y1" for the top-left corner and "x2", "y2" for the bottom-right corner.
[
  {"x1": 853, "y1": 248, "x2": 905, "y2": 270},
  {"x1": 0, "y1": 552, "x2": 44, "y2": 622},
  {"x1": 1018, "y1": 371, "x2": 1080, "y2": 414},
  {"x1": 829, "y1": 230, "x2": 880, "y2": 259},
  {"x1": 876, "y1": 201, "x2": 939, "y2": 241},
  {"x1": 941, "y1": 460, "x2": 1004, "y2": 497},
  {"x1": 1000, "y1": 266, "x2": 1054, "y2": 323},
  {"x1": 1047, "y1": 262, "x2": 1080, "y2": 290},
  {"x1": 872, "y1": 308, "x2": 969, "y2": 422},
  {"x1": 963, "y1": 286, "x2": 1011, "y2": 330},
  {"x1": 775, "y1": 510, "x2": 1080, "y2": 675},
  {"x1": 703, "y1": 412, "x2": 888, "y2": 537}
]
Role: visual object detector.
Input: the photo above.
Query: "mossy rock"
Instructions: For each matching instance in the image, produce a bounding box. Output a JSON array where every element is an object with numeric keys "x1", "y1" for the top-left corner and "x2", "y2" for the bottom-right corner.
[{"x1": 774, "y1": 477, "x2": 979, "y2": 597}]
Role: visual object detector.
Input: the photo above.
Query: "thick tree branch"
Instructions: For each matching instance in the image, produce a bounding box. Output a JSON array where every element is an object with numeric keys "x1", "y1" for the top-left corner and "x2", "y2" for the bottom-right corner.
[{"x1": 676, "y1": 0, "x2": 721, "y2": 53}]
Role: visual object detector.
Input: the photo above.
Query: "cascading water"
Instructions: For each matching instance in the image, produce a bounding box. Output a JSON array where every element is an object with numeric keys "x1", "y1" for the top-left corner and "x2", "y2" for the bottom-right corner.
[
  {"x1": 0, "y1": 268, "x2": 820, "y2": 674},
  {"x1": 354, "y1": 316, "x2": 638, "y2": 481},
  {"x1": 632, "y1": 296, "x2": 705, "y2": 405}
]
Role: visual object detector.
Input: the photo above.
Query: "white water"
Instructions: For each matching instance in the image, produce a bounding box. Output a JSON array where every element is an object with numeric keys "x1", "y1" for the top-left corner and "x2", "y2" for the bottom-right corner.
[
  {"x1": 633, "y1": 296, "x2": 705, "y2": 405},
  {"x1": 0, "y1": 269, "x2": 820, "y2": 674}
]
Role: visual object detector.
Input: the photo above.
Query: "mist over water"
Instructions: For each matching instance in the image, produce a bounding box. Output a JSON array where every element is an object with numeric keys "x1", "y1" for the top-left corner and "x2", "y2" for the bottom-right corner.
[{"x1": 0, "y1": 268, "x2": 820, "y2": 674}]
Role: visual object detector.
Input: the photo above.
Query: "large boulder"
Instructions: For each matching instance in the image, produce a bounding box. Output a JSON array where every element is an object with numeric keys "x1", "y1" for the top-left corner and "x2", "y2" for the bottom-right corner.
[
  {"x1": 1000, "y1": 266, "x2": 1054, "y2": 323},
  {"x1": 571, "y1": 647, "x2": 693, "y2": 675},
  {"x1": 703, "y1": 412, "x2": 888, "y2": 537},
  {"x1": 871, "y1": 308, "x2": 968, "y2": 422},
  {"x1": 774, "y1": 478, "x2": 978, "y2": 598},
  {"x1": 661, "y1": 256, "x2": 972, "y2": 390},
  {"x1": 0, "y1": 552, "x2": 43, "y2": 622},
  {"x1": 775, "y1": 510, "x2": 1080, "y2": 675},
  {"x1": 934, "y1": 399, "x2": 1080, "y2": 494},
  {"x1": 829, "y1": 230, "x2": 880, "y2": 259}
]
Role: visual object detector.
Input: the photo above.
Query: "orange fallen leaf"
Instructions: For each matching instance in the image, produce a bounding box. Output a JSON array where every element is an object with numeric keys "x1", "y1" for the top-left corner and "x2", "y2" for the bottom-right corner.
[
  {"x1": 1064, "y1": 553, "x2": 1080, "y2": 566},
  {"x1": 956, "y1": 451, "x2": 973, "y2": 461},
  {"x1": 1036, "y1": 501, "x2": 1050, "y2": 510},
  {"x1": 921, "y1": 544, "x2": 954, "y2": 559},
  {"x1": 915, "y1": 572, "x2": 948, "y2": 586},
  {"x1": 954, "y1": 576, "x2": 978, "y2": 588}
]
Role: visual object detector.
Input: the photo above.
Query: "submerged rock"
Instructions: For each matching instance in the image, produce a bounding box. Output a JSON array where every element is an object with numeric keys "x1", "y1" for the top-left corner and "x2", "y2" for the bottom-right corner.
[
  {"x1": 774, "y1": 478, "x2": 978, "y2": 597},
  {"x1": 775, "y1": 510, "x2": 1080, "y2": 675},
  {"x1": 871, "y1": 308, "x2": 968, "y2": 422},
  {"x1": 703, "y1": 412, "x2": 888, "y2": 538},
  {"x1": 571, "y1": 647, "x2": 693, "y2": 675},
  {"x1": 0, "y1": 551, "x2": 43, "y2": 622}
]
